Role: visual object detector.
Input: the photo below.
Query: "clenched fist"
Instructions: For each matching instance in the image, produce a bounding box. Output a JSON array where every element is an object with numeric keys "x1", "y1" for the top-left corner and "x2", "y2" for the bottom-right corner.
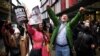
[{"x1": 79, "y1": 7, "x2": 86, "y2": 14}]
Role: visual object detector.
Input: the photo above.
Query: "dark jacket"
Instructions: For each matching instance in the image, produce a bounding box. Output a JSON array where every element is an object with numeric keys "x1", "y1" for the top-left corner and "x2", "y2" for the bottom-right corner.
[{"x1": 74, "y1": 27, "x2": 96, "y2": 56}]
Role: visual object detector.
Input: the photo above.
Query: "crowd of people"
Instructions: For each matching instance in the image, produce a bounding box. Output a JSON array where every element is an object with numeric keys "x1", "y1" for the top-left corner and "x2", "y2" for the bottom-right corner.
[{"x1": 0, "y1": 6, "x2": 100, "y2": 56}]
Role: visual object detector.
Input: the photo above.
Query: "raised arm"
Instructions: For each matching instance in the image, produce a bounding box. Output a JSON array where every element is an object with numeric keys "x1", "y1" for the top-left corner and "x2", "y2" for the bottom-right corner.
[
  {"x1": 27, "y1": 24, "x2": 35, "y2": 35},
  {"x1": 70, "y1": 12, "x2": 81, "y2": 28},
  {"x1": 70, "y1": 7, "x2": 85, "y2": 28},
  {"x1": 47, "y1": 5, "x2": 59, "y2": 27},
  {"x1": 22, "y1": 23, "x2": 27, "y2": 39}
]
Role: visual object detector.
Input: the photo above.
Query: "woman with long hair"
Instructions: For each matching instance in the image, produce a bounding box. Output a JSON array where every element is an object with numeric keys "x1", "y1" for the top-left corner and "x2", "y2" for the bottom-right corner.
[{"x1": 27, "y1": 19, "x2": 50, "y2": 56}]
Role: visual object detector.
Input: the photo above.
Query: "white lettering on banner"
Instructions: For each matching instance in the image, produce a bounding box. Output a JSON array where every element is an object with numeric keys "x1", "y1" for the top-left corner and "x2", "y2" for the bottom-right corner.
[
  {"x1": 17, "y1": 17, "x2": 26, "y2": 22},
  {"x1": 14, "y1": 7, "x2": 27, "y2": 25},
  {"x1": 15, "y1": 8, "x2": 26, "y2": 18}
]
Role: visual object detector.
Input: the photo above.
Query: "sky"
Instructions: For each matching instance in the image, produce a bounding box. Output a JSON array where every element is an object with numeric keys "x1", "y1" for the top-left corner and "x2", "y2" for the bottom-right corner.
[{"x1": 12, "y1": 0, "x2": 41, "y2": 14}]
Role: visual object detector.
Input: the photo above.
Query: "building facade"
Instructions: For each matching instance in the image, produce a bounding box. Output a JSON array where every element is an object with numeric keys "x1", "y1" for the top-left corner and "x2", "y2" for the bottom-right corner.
[
  {"x1": 40, "y1": 0, "x2": 99, "y2": 21},
  {"x1": 40, "y1": 0, "x2": 81, "y2": 19}
]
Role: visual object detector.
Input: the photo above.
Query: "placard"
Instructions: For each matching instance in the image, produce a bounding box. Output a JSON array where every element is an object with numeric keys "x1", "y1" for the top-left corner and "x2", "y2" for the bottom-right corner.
[
  {"x1": 14, "y1": 6, "x2": 27, "y2": 25},
  {"x1": 31, "y1": 6, "x2": 42, "y2": 24}
]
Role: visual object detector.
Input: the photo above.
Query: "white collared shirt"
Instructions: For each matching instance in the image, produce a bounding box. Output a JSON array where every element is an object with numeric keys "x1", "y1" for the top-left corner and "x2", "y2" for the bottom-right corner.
[{"x1": 56, "y1": 23, "x2": 68, "y2": 45}]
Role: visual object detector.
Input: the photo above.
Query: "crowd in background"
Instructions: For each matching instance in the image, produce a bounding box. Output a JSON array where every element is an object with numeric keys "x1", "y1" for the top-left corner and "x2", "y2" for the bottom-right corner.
[
  {"x1": 74, "y1": 19, "x2": 100, "y2": 56},
  {"x1": 0, "y1": 7, "x2": 100, "y2": 56}
]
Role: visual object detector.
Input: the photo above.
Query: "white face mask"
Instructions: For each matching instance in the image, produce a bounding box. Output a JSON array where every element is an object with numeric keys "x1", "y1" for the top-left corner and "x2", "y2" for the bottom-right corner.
[{"x1": 84, "y1": 22, "x2": 89, "y2": 27}]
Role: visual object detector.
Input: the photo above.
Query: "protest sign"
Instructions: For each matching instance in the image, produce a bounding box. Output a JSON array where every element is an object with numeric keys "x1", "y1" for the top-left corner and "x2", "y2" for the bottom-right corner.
[{"x1": 14, "y1": 6, "x2": 27, "y2": 25}]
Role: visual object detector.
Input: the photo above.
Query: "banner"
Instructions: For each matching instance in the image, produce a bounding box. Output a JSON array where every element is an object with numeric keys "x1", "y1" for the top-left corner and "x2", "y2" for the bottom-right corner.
[
  {"x1": 30, "y1": 6, "x2": 42, "y2": 24},
  {"x1": 14, "y1": 6, "x2": 27, "y2": 25},
  {"x1": 32, "y1": 6, "x2": 40, "y2": 15}
]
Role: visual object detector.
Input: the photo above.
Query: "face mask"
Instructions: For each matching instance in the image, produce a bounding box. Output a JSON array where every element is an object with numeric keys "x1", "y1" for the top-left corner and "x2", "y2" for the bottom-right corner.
[{"x1": 84, "y1": 22, "x2": 89, "y2": 27}]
